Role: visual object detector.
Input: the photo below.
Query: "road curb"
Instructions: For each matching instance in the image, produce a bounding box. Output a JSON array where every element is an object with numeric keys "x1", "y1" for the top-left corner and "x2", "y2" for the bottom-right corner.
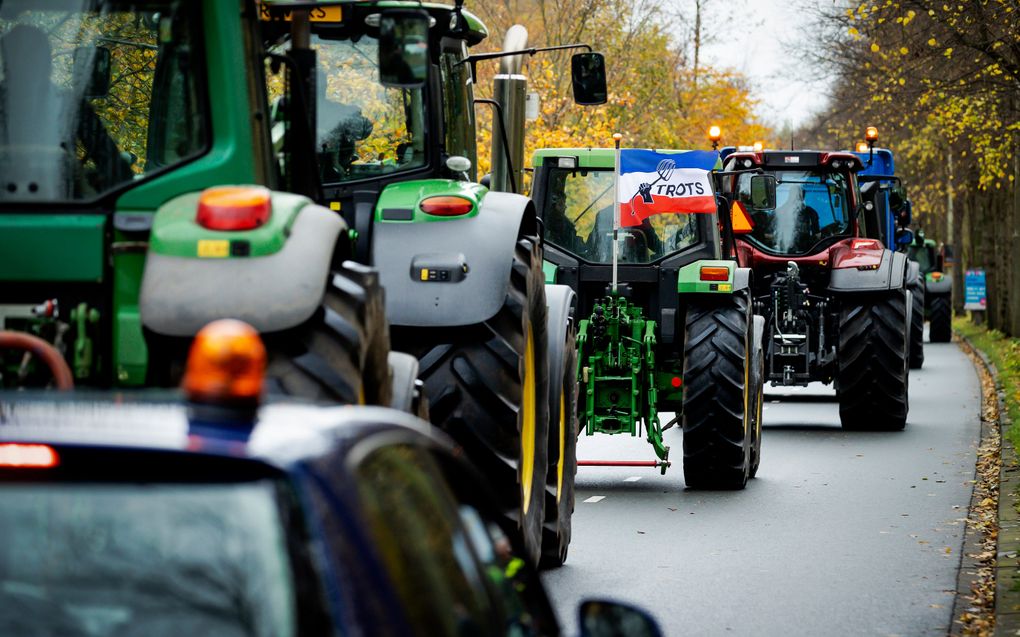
[{"x1": 957, "y1": 332, "x2": 1016, "y2": 636}]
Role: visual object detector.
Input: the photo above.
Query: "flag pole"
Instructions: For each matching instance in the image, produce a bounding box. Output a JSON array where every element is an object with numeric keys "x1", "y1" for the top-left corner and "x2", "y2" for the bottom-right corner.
[{"x1": 612, "y1": 133, "x2": 622, "y2": 295}]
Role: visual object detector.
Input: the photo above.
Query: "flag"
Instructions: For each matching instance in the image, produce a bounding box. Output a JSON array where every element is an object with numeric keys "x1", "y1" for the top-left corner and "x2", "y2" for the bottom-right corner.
[{"x1": 617, "y1": 149, "x2": 718, "y2": 227}]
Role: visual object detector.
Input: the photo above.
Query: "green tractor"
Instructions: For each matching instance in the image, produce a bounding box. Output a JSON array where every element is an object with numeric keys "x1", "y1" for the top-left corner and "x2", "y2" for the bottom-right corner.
[
  {"x1": 907, "y1": 231, "x2": 953, "y2": 343},
  {"x1": 0, "y1": 0, "x2": 600, "y2": 567},
  {"x1": 257, "y1": 1, "x2": 607, "y2": 567},
  {"x1": 531, "y1": 146, "x2": 765, "y2": 489},
  {"x1": 0, "y1": 1, "x2": 394, "y2": 406}
]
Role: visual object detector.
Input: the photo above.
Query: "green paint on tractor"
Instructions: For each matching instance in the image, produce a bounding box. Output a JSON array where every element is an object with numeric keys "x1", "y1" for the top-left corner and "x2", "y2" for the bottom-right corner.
[
  {"x1": 148, "y1": 192, "x2": 306, "y2": 258},
  {"x1": 677, "y1": 260, "x2": 736, "y2": 293},
  {"x1": 577, "y1": 294, "x2": 670, "y2": 469},
  {"x1": 374, "y1": 179, "x2": 488, "y2": 223}
]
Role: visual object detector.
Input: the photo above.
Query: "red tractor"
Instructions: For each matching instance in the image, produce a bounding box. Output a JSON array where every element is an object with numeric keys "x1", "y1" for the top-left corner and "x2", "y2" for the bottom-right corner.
[{"x1": 719, "y1": 150, "x2": 911, "y2": 430}]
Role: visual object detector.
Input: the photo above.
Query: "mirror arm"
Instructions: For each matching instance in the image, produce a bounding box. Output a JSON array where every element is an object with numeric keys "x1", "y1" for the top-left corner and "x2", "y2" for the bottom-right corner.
[
  {"x1": 461, "y1": 42, "x2": 593, "y2": 78},
  {"x1": 474, "y1": 98, "x2": 517, "y2": 193},
  {"x1": 716, "y1": 194, "x2": 736, "y2": 260},
  {"x1": 264, "y1": 52, "x2": 324, "y2": 202}
]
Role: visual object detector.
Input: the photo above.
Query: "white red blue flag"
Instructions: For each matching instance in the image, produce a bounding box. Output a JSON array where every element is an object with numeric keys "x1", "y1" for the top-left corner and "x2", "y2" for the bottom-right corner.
[{"x1": 617, "y1": 149, "x2": 718, "y2": 227}]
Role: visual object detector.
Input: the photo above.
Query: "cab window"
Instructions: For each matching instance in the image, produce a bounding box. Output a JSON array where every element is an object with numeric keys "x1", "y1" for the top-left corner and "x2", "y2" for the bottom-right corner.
[
  {"x1": 440, "y1": 45, "x2": 477, "y2": 181},
  {"x1": 0, "y1": 1, "x2": 207, "y2": 202}
]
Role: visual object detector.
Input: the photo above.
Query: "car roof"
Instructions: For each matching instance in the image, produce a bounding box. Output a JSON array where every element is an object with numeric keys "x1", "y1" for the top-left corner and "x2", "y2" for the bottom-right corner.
[{"x1": 0, "y1": 392, "x2": 441, "y2": 470}]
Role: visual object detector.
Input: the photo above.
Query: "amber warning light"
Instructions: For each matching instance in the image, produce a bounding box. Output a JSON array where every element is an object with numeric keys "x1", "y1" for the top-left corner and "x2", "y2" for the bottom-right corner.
[
  {"x1": 183, "y1": 319, "x2": 267, "y2": 405},
  {"x1": 0, "y1": 444, "x2": 59, "y2": 468}
]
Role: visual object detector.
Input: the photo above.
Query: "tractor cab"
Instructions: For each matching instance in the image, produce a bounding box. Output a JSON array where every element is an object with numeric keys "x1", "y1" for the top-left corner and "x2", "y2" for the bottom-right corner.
[
  {"x1": 532, "y1": 148, "x2": 720, "y2": 322},
  {"x1": 724, "y1": 151, "x2": 865, "y2": 270}
]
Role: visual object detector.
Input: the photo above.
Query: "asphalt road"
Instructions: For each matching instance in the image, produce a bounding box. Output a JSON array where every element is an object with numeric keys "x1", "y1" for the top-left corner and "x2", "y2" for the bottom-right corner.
[{"x1": 543, "y1": 339, "x2": 982, "y2": 636}]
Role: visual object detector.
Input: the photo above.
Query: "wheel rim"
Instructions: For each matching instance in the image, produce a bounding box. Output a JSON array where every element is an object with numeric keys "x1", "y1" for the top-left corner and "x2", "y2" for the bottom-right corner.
[
  {"x1": 521, "y1": 327, "x2": 536, "y2": 514},
  {"x1": 556, "y1": 391, "x2": 565, "y2": 500}
]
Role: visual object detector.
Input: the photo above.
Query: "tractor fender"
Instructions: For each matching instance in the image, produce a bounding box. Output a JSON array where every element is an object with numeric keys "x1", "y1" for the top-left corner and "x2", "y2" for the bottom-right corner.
[
  {"x1": 827, "y1": 249, "x2": 908, "y2": 293},
  {"x1": 734, "y1": 267, "x2": 752, "y2": 293},
  {"x1": 140, "y1": 200, "x2": 341, "y2": 337},
  {"x1": 373, "y1": 191, "x2": 533, "y2": 327},
  {"x1": 545, "y1": 284, "x2": 576, "y2": 389},
  {"x1": 905, "y1": 260, "x2": 920, "y2": 287},
  {"x1": 925, "y1": 276, "x2": 952, "y2": 295}
]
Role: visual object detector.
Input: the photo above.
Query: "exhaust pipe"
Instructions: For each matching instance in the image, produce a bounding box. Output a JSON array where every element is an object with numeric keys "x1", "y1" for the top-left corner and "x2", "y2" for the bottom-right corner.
[{"x1": 490, "y1": 25, "x2": 529, "y2": 193}]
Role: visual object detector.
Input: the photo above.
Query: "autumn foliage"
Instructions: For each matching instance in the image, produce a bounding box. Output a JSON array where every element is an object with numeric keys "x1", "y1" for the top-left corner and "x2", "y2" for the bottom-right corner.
[
  {"x1": 468, "y1": 0, "x2": 773, "y2": 176},
  {"x1": 800, "y1": 0, "x2": 1020, "y2": 335}
]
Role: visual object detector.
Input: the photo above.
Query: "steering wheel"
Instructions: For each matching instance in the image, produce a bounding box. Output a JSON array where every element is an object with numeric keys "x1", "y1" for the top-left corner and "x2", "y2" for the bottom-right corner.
[{"x1": 0, "y1": 330, "x2": 74, "y2": 390}]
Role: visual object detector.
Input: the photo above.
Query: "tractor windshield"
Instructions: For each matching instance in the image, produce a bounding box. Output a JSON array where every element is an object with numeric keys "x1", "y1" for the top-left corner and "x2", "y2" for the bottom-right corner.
[
  {"x1": 737, "y1": 169, "x2": 852, "y2": 255},
  {"x1": 0, "y1": 1, "x2": 207, "y2": 203},
  {"x1": 542, "y1": 167, "x2": 699, "y2": 264},
  {"x1": 267, "y1": 30, "x2": 427, "y2": 185}
]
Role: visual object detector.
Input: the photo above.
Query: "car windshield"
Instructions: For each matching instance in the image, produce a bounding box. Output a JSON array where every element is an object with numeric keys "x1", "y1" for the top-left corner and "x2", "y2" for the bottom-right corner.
[
  {"x1": 0, "y1": 0, "x2": 206, "y2": 202},
  {"x1": 542, "y1": 167, "x2": 699, "y2": 264},
  {"x1": 0, "y1": 480, "x2": 298, "y2": 637},
  {"x1": 267, "y1": 31, "x2": 427, "y2": 185},
  {"x1": 738, "y1": 169, "x2": 852, "y2": 255}
]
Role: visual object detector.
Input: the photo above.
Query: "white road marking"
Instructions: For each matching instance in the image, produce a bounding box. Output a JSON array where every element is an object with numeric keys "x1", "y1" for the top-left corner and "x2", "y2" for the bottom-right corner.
[
  {"x1": 624, "y1": 476, "x2": 642, "y2": 482},
  {"x1": 584, "y1": 495, "x2": 606, "y2": 503}
]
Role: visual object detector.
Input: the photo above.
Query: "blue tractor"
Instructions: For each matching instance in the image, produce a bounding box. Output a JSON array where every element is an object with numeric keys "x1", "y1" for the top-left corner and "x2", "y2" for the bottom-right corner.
[{"x1": 852, "y1": 138, "x2": 928, "y2": 368}]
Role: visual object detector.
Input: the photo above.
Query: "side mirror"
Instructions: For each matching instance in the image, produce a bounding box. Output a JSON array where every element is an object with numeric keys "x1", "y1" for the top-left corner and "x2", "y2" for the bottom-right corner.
[
  {"x1": 75, "y1": 45, "x2": 111, "y2": 99},
  {"x1": 378, "y1": 10, "x2": 429, "y2": 88},
  {"x1": 894, "y1": 228, "x2": 914, "y2": 247},
  {"x1": 571, "y1": 52, "x2": 608, "y2": 105},
  {"x1": 579, "y1": 600, "x2": 662, "y2": 637},
  {"x1": 748, "y1": 174, "x2": 777, "y2": 211}
]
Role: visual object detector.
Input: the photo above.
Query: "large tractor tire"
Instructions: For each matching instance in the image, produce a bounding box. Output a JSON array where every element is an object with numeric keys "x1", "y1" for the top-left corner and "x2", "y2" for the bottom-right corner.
[
  {"x1": 261, "y1": 261, "x2": 392, "y2": 406},
  {"x1": 147, "y1": 261, "x2": 393, "y2": 407},
  {"x1": 681, "y1": 292, "x2": 754, "y2": 490},
  {"x1": 929, "y1": 294, "x2": 952, "y2": 343},
  {"x1": 540, "y1": 290, "x2": 578, "y2": 569},
  {"x1": 749, "y1": 315, "x2": 765, "y2": 479},
  {"x1": 400, "y1": 237, "x2": 551, "y2": 567},
  {"x1": 908, "y1": 277, "x2": 925, "y2": 369},
  {"x1": 836, "y1": 291, "x2": 909, "y2": 431}
]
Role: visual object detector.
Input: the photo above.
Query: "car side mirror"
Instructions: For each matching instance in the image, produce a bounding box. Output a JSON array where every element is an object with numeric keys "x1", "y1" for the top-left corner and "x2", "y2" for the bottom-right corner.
[
  {"x1": 75, "y1": 45, "x2": 111, "y2": 99},
  {"x1": 571, "y1": 52, "x2": 608, "y2": 105},
  {"x1": 748, "y1": 174, "x2": 776, "y2": 211},
  {"x1": 579, "y1": 600, "x2": 662, "y2": 637},
  {"x1": 378, "y1": 10, "x2": 429, "y2": 88}
]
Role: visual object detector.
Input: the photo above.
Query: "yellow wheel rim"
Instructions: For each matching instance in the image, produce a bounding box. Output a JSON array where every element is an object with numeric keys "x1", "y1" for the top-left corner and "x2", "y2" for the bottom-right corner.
[
  {"x1": 556, "y1": 391, "x2": 565, "y2": 501},
  {"x1": 521, "y1": 327, "x2": 536, "y2": 515}
]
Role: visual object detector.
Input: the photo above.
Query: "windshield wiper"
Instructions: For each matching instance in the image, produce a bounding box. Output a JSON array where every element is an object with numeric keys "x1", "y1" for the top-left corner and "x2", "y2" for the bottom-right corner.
[{"x1": 571, "y1": 182, "x2": 614, "y2": 224}]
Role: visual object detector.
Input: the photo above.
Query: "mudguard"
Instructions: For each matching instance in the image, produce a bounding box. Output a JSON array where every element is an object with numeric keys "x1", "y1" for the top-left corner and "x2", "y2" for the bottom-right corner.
[
  {"x1": 905, "y1": 260, "x2": 920, "y2": 287},
  {"x1": 372, "y1": 189, "x2": 532, "y2": 327},
  {"x1": 140, "y1": 193, "x2": 341, "y2": 337},
  {"x1": 827, "y1": 249, "x2": 907, "y2": 293},
  {"x1": 677, "y1": 260, "x2": 752, "y2": 294},
  {"x1": 926, "y1": 275, "x2": 952, "y2": 295},
  {"x1": 546, "y1": 284, "x2": 576, "y2": 388}
]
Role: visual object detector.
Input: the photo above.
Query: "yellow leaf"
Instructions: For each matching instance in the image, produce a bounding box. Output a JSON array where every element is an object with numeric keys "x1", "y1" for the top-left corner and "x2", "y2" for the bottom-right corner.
[
  {"x1": 928, "y1": 37, "x2": 937, "y2": 46},
  {"x1": 871, "y1": 43, "x2": 881, "y2": 53},
  {"x1": 900, "y1": 46, "x2": 909, "y2": 55}
]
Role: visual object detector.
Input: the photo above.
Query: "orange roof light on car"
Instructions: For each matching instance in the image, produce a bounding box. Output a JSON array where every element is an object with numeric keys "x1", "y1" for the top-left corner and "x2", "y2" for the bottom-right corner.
[
  {"x1": 0, "y1": 443, "x2": 59, "y2": 468},
  {"x1": 196, "y1": 186, "x2": 272, "y2": 231},
  {"x1": 865, "y1": 126, "x2": 879, "y2": 143},
  {"x1": 183, "y1": 319, "x2": 267, "y2": 404},
  {"x1": 856, "y1": 141, "x2": 870, "y2": 153},
  {"x1": 708, "y1": 125, "x2": 722, "y2": 150}
]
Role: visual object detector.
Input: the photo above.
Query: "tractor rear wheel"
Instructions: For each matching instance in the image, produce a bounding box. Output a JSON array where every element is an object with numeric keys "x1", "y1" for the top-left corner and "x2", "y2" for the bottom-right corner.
[
  {"x1": 682, "y1": 292, "x2": 753, "y2": 490},
  {"x1": 540, "y1": 317, "x2": 577, "y2": 569},
  {"x1": 929, "y1": 294, "x2": 952, "y2": 343},
  {"x1": 399, "y1": 237, "x2": 551, "y2": 567},
  {"x1": 908, "y1": 279, "x2": 925, "y2": 369},
  {"x1": 836, "y1": 291, "x2": 909, "y2": 430},
  {"x1": 262, "y1": 261, "x2": 392, "y2": 406}
]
